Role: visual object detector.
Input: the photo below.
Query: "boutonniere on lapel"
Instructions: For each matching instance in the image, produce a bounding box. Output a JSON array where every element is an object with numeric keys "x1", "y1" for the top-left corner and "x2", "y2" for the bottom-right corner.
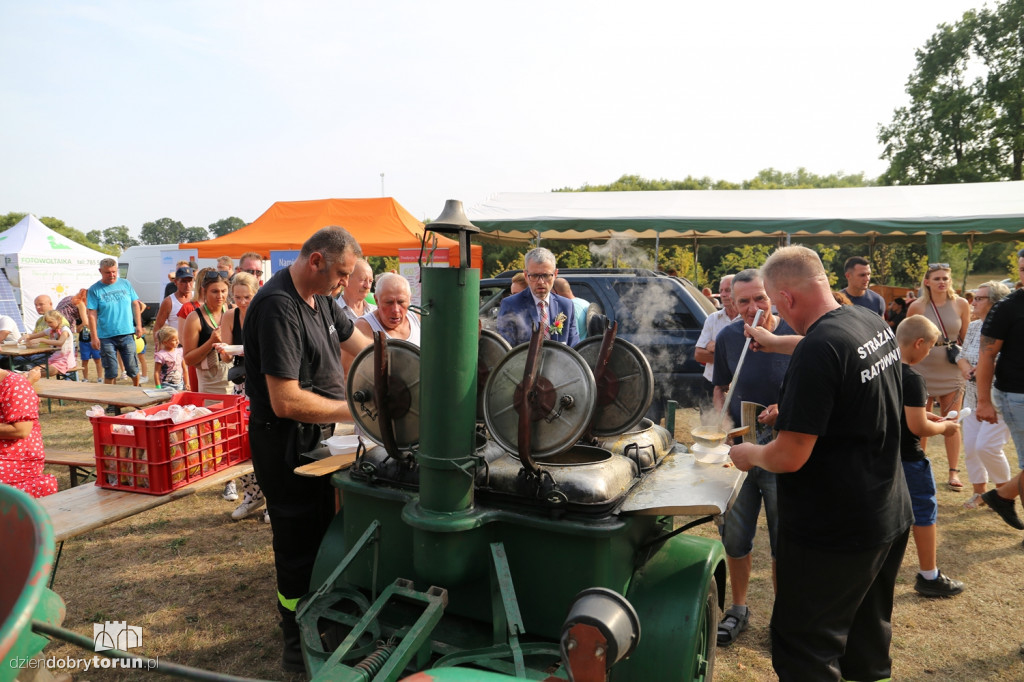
[{"x1": 551, "y1": 312, "x2": 567, "y2": 335}]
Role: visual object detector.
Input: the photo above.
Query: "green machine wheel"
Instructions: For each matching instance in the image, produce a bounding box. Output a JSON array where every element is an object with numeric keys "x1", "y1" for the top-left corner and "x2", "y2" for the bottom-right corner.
[{"x1": 612, "y1": 533, "x2": 725, "y2": 682}]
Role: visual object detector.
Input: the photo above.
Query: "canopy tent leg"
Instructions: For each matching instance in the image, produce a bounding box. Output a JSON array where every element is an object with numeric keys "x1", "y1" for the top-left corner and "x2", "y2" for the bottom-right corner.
[
  {"x1": 654, "y1": 234, "x2": 660, "y2": 270},
  {"x1": 926, "y1": 233, "x2": 942, "y2": 264},
  {"x1": 961, "y1": 235, "x2": 975, "y2": 295}
]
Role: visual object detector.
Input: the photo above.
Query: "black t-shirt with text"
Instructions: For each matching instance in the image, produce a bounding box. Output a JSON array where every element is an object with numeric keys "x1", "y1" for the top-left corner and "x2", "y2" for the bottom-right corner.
[
  {"x1": 774, "y1": 305, "x2": 912, "y2": 551},
  {"x1": 243, "y1": 267, "x2": 354, "y2": 421},
  {"x1": 899, "y1": 363, "x2": 928, "y2": 463},
  {"x1": 981, "y1": 289, "x2": 1024, "y2": 394}
]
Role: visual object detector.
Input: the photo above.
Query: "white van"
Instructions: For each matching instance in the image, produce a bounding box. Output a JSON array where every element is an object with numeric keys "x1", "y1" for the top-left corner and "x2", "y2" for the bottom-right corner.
[{"x1": 119, "y1": 245, "x2": 217, "y2": 322}]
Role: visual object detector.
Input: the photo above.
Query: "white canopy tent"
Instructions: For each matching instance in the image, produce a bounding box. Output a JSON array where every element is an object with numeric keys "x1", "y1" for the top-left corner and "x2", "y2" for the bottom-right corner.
[
  {"x1": 1, "y1": 215, "x2": 108, "y2": 329},
  {"x1": 467, "y1": 182, "x2": 1024, "y2": 259}
]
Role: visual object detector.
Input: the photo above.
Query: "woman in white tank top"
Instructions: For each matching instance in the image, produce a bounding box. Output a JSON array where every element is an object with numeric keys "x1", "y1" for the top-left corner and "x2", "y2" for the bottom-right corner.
[{"x1": 354, "y1": 273, "x2": 420, "y2": 347}]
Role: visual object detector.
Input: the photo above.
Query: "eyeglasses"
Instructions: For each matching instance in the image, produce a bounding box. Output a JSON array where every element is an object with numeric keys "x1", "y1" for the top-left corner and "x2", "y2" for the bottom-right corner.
[
  {"x1": 204, "y1": 270, "x2": 230, "y2": 282},
  {"x1": 973, "y1": 295, "x2": 990, "y2": 301},
  {"x1": 526, "y1": 273, "x2": 555, "y2": 282},
  {"x1": 240, "y1": 269, "x2": 262, "y2": 277},
  {"x1": 927, "y1": 263, "x2": 950, "y2": 271}
]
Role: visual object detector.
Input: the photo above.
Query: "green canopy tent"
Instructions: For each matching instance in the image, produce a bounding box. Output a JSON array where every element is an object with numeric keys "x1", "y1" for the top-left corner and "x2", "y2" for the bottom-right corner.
[{"x1": 467, "y1": 181, "x2": 1024, "y2": 266}]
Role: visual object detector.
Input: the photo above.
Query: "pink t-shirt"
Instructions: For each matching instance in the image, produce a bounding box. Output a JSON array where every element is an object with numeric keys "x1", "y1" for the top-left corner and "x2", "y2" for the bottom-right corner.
[{"x1": 155, "y1": 347, "x2": 185, "y2": 387}]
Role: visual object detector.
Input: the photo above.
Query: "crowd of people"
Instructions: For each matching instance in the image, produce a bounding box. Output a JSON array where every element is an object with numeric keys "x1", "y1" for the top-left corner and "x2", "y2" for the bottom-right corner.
[
  {"x1": 2, "y1": 233, "x2": 1024, "y2": 677},
  {"x1": 697, "y1": 250, "x2": 1024, "y2": 679}
]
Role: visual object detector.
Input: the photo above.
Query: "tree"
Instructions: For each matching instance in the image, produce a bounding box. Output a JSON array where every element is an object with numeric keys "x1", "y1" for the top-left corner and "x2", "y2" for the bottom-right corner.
[
  {"x1": 658, "y1": 245, "x2": 707, "y2": 285},
  {"x1": 208, "y1": 217, "x2": 247, "y2": 238},
  {"x1": 0, "y1": 212, "x2": 26, "y2": 231},
  {"x1": 557, "y1": 244, "x2": 592, "y2": 269},
  {"x1": 87, "y1": 226, "x2": 138, "y2": 251},
  {"x1": 878, "y1": 0, "x2": 1023, "y2": 184},
  {"x1": 743, "y1": 168, "x2": 874, "y2": 189},
  {"x1": 712, "y1": 245, "x2": 774, "y2": 282},
  {"x1": 140, "y1": 218, "x2": 208, "y2": 245}
]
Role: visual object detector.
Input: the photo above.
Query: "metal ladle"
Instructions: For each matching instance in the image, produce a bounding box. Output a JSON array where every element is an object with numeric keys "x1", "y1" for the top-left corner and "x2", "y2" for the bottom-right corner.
[{"x1": 690, "y1": 309, "x2": 764, "y2": 449}]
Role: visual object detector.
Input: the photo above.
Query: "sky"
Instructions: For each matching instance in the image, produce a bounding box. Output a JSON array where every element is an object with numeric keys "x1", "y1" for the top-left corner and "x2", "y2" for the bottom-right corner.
[{"x1": 0, "y1": 0, "x2": 991, "y2": 237}]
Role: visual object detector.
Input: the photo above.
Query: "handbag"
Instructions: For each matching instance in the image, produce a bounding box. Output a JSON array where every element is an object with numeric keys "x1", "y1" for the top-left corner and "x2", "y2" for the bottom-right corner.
[
  {"x1": 227, "y1": 363, "x2": 246, "y2": 385},
  {"x1": 930, "y1": 300, "x2": 961, "y2": 365}
]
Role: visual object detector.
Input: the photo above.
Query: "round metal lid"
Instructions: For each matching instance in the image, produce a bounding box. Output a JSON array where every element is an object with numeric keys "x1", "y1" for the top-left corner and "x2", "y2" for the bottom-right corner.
[
  {"x1": 482, "y1": 340, "x2": 597, "y2": 458},
  {"x1": 477, "y1": 329, "x2": 512, "y2": 422},
  {"x1": 346, "y1": 339, "x2": 421, "y2": 450},
  {"x1": 573, "y1": 336, "x2": 654, "y2": 437}
]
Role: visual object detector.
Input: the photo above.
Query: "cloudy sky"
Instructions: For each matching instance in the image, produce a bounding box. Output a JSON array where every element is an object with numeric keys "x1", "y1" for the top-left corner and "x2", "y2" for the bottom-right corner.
[{"x1": 0, "y1": 0, "x2": 986, "y2": 235}]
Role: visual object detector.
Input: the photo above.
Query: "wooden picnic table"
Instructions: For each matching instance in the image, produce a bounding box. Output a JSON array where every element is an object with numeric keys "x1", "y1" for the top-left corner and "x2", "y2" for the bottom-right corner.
[
  {"x1": 39, "y1": 461, "x2": 255, "y2": 543},
  {"x1": 0, "y1": 343, "x2": 58, "y2": 358},
  {"x1": 33, "y1": 378, "x2": 171, "y2": 410}
]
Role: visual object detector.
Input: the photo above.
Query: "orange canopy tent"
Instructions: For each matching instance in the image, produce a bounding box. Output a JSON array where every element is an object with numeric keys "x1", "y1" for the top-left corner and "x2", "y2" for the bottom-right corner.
[{"x1": 182, "y1": 197, "x2": 482, "y2": 269}]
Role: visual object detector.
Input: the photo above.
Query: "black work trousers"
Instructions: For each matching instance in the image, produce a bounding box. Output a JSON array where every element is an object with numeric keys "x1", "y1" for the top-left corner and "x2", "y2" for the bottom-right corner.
[
  {"x1": 249, "y1": 417, "x2": 336, "y2": 608},
  {"x1": 771, "y1": 528, "x2": 910, "y2": 682}
]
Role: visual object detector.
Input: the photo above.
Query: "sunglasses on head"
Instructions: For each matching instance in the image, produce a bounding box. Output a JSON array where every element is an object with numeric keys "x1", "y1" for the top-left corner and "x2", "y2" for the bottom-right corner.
[
  {"x1": 927, "y1": 263, "x2": 950, "y2": 271},
  {"x1": 204, "y1": 270, "x2": 230, "y2": 282}
]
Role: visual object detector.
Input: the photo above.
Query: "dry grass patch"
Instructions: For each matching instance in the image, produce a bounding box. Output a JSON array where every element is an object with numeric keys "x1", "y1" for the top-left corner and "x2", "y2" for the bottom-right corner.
[{"x1": 33, "y1": 391, "x2": 1024, "y2": 680}]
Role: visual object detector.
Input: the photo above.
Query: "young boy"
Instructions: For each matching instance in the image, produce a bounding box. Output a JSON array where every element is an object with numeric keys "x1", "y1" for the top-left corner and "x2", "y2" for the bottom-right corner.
[{"x1": 896, "y1": 316, "x2": 965, "y2": 597}]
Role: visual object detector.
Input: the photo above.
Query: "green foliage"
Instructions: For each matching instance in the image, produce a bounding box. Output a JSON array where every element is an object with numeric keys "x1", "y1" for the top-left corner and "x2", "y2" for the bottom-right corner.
[
  {"x1": 1008, "y1": 241, "x2": 1024, "y2": 279},
  {"x1": 365, "y1": 256, "x2": 399, "y2": 275},
  {"x1": 0, "y1": 212, "x2": 26, "y2": 231},
  {"x1": 140, "y1": 218, "x2": 209, "y2": 245},
  {"x1": 556, "y1": 174, "x2": 741, "y2": 192},
  {"x1": 208, "y1": 217, "x2": 247, "y2": 238},
  {"x1": 879, "y1": 0, "x2": 1024, "y2": 183},
  {"x1": 86, "y1": 226, "x2": 139, "y2": 252},
  {"x1": 658, "y1": 245, "x2": 707, "y2": 284},
  {"x1": 743, "y1": 168, "x2": 875, "y2": 189},
  {"x1": 712, "y1": 245, "x2": 774, "y2": 281},
  {"x1": 557, "y1": 244, "x2": 592, "y2": 269}
]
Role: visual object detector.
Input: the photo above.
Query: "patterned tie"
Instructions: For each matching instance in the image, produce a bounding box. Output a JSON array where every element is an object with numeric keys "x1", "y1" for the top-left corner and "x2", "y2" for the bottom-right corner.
[{"x1": 538, "y1": 300, "x2": 550, "y2": 339}]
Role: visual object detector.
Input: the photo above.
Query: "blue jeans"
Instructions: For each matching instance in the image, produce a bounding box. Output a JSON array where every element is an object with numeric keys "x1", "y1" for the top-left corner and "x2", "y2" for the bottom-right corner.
[
  {"x1": 100, "y1": 334, "x2": 138, "y2": 380},
  {"x1": 993, "y1": 388, "x2": 1024, "y2": 469},
  {"x1": 720, "y1": 466, "x2": 779, "y2": 558},
  {"x1": 901, "y1": 458, "x2": 938, "y2": 527}
]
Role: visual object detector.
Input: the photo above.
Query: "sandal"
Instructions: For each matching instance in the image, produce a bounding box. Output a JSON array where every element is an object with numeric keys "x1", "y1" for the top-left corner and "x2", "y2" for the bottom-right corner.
[
  {"x1": 963, "y1": 493, "x2": 986, "y2": 509},
  {"x1": 717, "y1": 605, "x2": 749, "y2": 647},
  {"x1": 948, "y1": 468, "x2": 964, "y2": 491}
]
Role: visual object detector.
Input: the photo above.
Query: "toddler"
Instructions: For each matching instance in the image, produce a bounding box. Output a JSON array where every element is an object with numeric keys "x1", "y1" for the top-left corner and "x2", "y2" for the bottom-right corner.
[
  {"x1": 39, "y1": 310, "x2": 75, "y2": 375},
  {"x1": 154, "y1": 327, "x2": 186, "y2": 391}
]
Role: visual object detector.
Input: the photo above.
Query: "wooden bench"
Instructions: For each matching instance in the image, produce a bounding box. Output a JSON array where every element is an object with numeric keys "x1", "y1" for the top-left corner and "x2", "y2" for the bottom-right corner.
[
  {"x1": 39, "y1": 460, "x2": 255, "y2": 543},
  {"x1": 44, "y1": 449, "x2": 96, "y2": 487}
]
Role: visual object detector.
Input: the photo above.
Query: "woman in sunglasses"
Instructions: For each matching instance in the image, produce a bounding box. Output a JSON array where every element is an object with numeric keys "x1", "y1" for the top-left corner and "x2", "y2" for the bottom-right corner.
[
  {"x1": 907, "y1": 263, "x2": 972, "y2": 491},
  {"x1": 181, "y1": 268, "x2": 232, "y2": 394}
]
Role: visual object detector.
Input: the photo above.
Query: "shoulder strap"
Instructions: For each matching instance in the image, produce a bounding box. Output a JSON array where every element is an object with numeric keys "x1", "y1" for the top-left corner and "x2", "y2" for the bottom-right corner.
[{"x1": 930, "y1": 300, "x2": 952, "y2": 343}]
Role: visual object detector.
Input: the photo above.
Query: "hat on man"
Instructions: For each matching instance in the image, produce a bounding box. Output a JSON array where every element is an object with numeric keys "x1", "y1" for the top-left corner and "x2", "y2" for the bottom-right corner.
[{"x1": 175, "y1": 267, "x2": 195, "y2": 279}]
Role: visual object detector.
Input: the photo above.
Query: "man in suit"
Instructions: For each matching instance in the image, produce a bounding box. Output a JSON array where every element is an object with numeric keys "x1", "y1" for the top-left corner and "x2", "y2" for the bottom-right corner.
[{"x1": 497, "y1": 247, "x2": 579, "y2": 347}]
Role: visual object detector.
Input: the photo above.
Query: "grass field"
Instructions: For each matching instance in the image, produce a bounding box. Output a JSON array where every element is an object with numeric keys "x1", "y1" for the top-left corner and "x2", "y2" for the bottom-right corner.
[{"x1": 29, "y1": 316, "x2": 1024, "y2": 681}]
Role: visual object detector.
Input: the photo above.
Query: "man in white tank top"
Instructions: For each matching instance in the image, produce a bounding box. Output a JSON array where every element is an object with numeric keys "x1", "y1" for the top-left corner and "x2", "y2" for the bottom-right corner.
[{"x1": 152, "y1": 267, "x2": 195, "y2": 344}]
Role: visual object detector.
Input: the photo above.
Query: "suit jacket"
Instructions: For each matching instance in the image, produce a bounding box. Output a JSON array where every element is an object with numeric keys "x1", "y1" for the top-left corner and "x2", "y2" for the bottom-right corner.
[{"x1": 497, "y1": 289, "x2": 580, "y2": 347}]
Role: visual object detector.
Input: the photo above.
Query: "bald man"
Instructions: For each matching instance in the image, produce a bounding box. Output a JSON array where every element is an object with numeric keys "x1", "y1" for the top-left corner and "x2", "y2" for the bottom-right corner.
[{"x1": 730, "y1": 245, "x2": 911, "y2": 682}]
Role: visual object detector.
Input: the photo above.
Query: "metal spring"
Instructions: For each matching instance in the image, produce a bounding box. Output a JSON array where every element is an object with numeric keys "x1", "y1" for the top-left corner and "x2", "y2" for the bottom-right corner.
[{"x1": 352, "y1": 638, "x2": 397, "y2": 676}]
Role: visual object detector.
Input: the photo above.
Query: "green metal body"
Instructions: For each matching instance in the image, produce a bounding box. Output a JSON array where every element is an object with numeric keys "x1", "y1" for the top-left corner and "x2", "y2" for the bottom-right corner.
[
  {"x1": 0, "y1": 484, "x2": 66, "y2": 681},
  {"x1": 304, "y1": 246, "x2": 725, "y2": 680}
]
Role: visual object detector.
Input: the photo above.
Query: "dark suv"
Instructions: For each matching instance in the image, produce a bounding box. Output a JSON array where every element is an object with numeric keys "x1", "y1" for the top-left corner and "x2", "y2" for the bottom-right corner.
[{"x1": 479, "y1": 268, "x2": 716, "y2": 417}]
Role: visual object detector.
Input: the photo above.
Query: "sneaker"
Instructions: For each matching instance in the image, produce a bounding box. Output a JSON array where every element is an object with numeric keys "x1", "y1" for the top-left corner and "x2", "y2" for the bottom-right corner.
[
  {"x1": 222, "y1": 481, "x2": 238, "y2": 502},
  {"x1": 981, "y1": 489, "x2": 1024, "y2": 530},
  {"x1": 230, "y1": 496, "x2": 265, "y2": 520},
  {"x1": 914, "y1": 571, "x2": 964, "y2": 598},
  {"x1": 94, "y1": 378, "x2": 103, "y2": 383},
  {"x1": 963, "y1": 493, "x2": 986, "y2": 510},
  {"x1": 139, "y1": 375, "x2": 148, "y2": 384},
  {"x1": 262, "y1": 509, "x2": 270, "y2": 524}
]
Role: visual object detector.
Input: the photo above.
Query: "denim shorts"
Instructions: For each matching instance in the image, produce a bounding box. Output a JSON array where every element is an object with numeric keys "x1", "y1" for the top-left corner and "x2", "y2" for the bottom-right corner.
[
  {"x1": 994, "y1": 388, "x2": 1024, "y2": 469},
  {"x1": 80, "y1": 341, "x2": 101, "y2": 361},
  {"x1": 902, "y1": 458, "x2": 938, "y2": 527},
  {"x1": 100, "y1": 334, "x2": 138, "y2": 380},
  {"x1": 720, "y1": 466, "x2": 779, "y2": 558}
]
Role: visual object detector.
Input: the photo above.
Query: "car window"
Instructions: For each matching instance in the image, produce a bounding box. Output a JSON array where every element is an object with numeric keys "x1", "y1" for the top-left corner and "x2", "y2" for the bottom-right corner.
[
  {"x1": 479, "y1": 284, "x2": 511, "y2": 330},
  {"x1": 611, "y1": 280, "x2": 699, "y2": 332}
]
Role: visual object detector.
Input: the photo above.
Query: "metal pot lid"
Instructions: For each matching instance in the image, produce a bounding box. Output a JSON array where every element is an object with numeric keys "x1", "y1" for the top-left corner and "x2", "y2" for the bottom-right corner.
[
  {"x1": 477, "y1": 329, "x2": 511, "y2": 422},
  {"x1": 573, "y1": 336, "x2": 654, "y2": 437},
  {"x1": 483, "y1": 340, "x2": 596, "y2": 458},
  {"x1": 346, "y1": 339, "x2": 421, "y2": 450}
]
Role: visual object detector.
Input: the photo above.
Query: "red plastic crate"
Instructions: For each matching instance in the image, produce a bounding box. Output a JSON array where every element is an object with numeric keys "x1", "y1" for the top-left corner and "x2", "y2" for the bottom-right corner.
[{"x1": 90, "y1": 392, "x2": 249, "y2": 495}]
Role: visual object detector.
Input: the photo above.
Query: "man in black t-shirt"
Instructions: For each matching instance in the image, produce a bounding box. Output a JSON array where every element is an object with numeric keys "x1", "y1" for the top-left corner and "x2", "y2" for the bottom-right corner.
[
  {"x1": 731, "y1": 246, "x2": 912, "y2": 682},
  {"x1": 244, "y1": 226, "x2": 372, "y2": 672}
]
